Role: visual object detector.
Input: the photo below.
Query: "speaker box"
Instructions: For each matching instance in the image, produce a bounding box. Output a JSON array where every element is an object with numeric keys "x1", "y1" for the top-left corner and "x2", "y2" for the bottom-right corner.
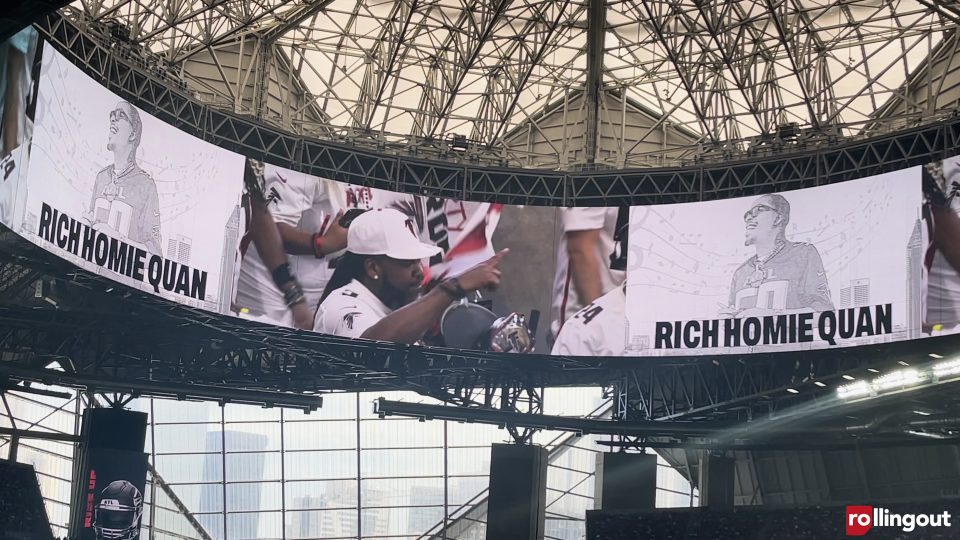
[
  {"x1": 486, "y1": 443, "x2": 548, "y2": 540},
  {"x1": 594, "y1": 452, "x2": 658, "y2": 511},
  {"x1": 699, "y1": 454, "x2": 735, "y2": 509},
  {"x1": 82, "y1": 408, "x2": 147, "y2": 451}
]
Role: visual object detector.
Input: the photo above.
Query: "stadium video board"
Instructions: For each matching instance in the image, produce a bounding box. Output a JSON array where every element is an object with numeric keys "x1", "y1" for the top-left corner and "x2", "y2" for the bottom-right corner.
[
  {"x1": 17, "y1": 42, "x2": 245, "y2": 314},
  {"x1": 2, "y1": 38, "x2": 957, "y2": 358},
  {"x1": 0, "y1": 26, "x2": 40, "y2": 230},
  {"x1": 624, "y1": 170, "x2": 922, "y2": 355}
]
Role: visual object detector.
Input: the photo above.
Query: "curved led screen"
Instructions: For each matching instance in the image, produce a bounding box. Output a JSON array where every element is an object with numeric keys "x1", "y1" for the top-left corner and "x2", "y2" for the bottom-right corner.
[
  {"x1": 10, "y1": 42, "x2": 244, "y2": 314},
  {"x1": 624, "y1": 170, "x2": 921, "y2": 356},
  {"x1": 1, "y1": 40, "x2": 955, "y2": 358}
]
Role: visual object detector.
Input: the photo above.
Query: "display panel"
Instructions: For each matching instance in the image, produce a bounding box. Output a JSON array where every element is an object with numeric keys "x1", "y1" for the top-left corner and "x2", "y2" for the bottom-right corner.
[
  {"x1": 78, "y1": 449, "x2": 149, "y2": 540},
  {"x1": 14, "y1": 42, "x2": 245, "y2": 313},
  {"x1": 0, "y1": 26, "x2": 40, "y2": 228},
  {"x1": 922, "y1": 153, "x2": 960, "y2": 336},
  {"x1": 2, "y1": 37, "x2": 956, "y2": 358},
  {"x1": 625, "y1": 169, "x2": 922, "y2": 356},
  {"x1": 232, "y1": 161, "x2": 572, "y2": 353}
]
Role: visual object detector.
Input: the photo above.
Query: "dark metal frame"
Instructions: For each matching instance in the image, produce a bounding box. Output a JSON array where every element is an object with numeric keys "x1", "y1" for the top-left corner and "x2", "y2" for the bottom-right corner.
[
  {"x1": 1, "y1": 10, "x2": 958, "y2": 430},
  {"x1": 4, "y1": 231, "x2": 959, "y2": 426},
  {"x1": 34, "y1": 12, "x2": 960, "y2": 208}
]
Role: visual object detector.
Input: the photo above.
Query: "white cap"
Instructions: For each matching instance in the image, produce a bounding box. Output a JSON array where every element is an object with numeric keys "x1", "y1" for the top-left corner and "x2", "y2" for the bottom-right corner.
[{"x1": 348, "y1": 208, "x2": 442, "y2": 260}]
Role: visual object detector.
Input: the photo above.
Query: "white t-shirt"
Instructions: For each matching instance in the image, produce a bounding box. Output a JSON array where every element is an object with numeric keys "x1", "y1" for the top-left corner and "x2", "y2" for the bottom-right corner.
[
  {"x1": 550, "y1": 207, "x2": 625, "y2": 339},
  {"x1": 313, "y1": 279, "x2": 392, "y2": 338},
  {"x1": 927, "y1": 156, "x2": 960, "y2": 328},
  {"x1": 551, "y1": 285, "x2": 626, "y2": 357}
]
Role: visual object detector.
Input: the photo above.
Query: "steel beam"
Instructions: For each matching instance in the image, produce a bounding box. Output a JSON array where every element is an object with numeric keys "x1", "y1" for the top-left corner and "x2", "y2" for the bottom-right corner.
[{"x1": 33, "y1": 11, "x2": 959, "y2": 207}]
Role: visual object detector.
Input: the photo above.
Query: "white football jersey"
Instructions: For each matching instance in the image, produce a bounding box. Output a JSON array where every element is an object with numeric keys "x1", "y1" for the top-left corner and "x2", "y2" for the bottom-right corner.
[
  {"x1": 551, "y1": 284, "x2": 626, "y2": 357},
  {"x1": 313, "y1": 279, "x2": 392, "y2": 338},
  {"x1": 550, "y1": 207, "x2": 625, "y2": 339}
]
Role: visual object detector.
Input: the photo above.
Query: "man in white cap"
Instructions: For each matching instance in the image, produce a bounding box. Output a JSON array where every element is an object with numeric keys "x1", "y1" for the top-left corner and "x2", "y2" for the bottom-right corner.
[{"x1": 314, "y1": 208, "x2": 507, "y2": 343}]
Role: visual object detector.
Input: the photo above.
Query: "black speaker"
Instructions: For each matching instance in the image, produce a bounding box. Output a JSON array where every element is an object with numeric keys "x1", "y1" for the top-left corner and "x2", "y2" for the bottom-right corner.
[
  {"x1": 82, "y1": 408, "x2": 147, "y2": 451},
  {"x1": 486, "y1": 443, "x2": 548, "y2": 540},
  {"x1": 699, "y1": 454, "x2": 735, "y2": 509},
  {"x1": 594, "y1": 452, "x2": 658, "y2": 511}
]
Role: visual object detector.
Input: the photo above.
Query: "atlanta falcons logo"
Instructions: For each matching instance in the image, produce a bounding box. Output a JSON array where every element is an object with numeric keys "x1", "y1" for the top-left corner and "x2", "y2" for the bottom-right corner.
[
  {"x1": 343, "y1": 311, "x2": 362, "y2": 330},
  {"x1": 265, "y1": 186, "x2": 282, "y2": 206}
]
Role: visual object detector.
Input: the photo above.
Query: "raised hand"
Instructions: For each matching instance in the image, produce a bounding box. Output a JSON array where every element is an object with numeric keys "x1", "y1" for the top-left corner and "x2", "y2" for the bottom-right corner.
[{"x1": 456, "y1": 248, "x2": 509, "y2": 293}]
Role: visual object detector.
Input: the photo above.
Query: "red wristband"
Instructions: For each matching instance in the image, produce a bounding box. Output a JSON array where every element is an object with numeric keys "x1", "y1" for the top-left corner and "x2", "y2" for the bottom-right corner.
[{"x1": 312, "y1": 232, "x2": 324, "y2": 258}]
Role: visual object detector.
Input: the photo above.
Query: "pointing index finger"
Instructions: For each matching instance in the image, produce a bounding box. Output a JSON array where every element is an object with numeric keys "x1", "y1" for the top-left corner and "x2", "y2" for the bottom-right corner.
[{"x1": 488, "y1": 248, "x2": 510, "y2": 264}]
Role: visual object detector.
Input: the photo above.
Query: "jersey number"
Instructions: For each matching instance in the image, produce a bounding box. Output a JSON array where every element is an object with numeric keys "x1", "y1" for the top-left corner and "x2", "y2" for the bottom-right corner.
[{"x1": 575, "y1": 304, "x2": 603, "y2": 325}]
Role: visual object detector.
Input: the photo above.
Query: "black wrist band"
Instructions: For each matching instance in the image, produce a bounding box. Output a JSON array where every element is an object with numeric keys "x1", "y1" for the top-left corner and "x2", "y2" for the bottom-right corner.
[
  {"x1": 439, "y1": 277, "x2": 468, "y2": 299},
  {"x1": 271, "y1": 263, "x2": 294, "y2": 288}
]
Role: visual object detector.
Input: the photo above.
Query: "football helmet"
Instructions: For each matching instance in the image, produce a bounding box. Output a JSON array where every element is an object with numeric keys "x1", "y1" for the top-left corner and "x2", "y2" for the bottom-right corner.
[{"x1": 93, "y1": 480, "x2": 143, "y2": 540}]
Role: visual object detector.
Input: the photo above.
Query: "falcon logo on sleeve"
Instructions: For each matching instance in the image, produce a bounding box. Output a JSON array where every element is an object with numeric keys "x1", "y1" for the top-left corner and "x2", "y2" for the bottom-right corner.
[
  {"x1": 266, "y1": 186, "x2": 282, "y2": 206},
  {"x1": 343, "y1": 311, "x2": 363, "y2": 330}
]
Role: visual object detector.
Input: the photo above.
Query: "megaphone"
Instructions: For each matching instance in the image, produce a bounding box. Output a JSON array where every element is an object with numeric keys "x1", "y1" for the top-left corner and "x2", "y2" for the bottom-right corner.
[{"x1": 440, "y1": 298, "x2": 539, "y2": 353}]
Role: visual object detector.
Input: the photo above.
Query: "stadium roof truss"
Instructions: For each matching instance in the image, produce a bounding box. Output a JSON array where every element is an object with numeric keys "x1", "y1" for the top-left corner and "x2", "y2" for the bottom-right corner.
[
  {"x1": 30, "y1": 6, "x2": 960, "y2": 206},
  {"x1": 60, "y1": 0, "x2": 960, "y2": 170}
]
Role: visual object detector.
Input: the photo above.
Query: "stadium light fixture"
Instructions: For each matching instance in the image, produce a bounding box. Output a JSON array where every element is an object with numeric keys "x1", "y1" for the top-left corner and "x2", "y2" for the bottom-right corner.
[
  {"x1": 872, "y1": 369, "x2": 923, "y2": 391},
  {"x1": 906, "y1": 430, "x2": 947, "y2": 440},
  {"x1": 837, "y1": 381, "x2": 870, "y2": 399},
  {"x1": 450, "y1": 134, "x2": 469, "y2": 152},
  {"x1": 842, "y1": 374, "x2": 856, "y2": 381},
  {"x1": 837, "y1": 356, "x2": 960, "y2": 401},
  {"x1": 786, "y1": 388, "x2": 799, "y2": 394},
  {"x1": 814, "y1": 381, "x2": 827, "y2": 387},
  {"x1": 933, "y1": 359, "x2": 960, "y2": 379},
  {"x1": 929, "y1": 353, "x2": 944, "y2": 359}
]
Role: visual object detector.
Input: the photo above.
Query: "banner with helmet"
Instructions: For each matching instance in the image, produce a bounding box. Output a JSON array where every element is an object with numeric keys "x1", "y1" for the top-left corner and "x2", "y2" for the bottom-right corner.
[
  {"x1": 69, "y1": 408, "x2": 149, "y2": 540},
  {"x1": 9, "y1": 42, "x2": 245, "y2": 315},
  {"x1": 624, "y1": 168, "x2": 923, "y2": 356},
  {"x1": 78, "y1": 451, "x2": 149, "y2": 540}
]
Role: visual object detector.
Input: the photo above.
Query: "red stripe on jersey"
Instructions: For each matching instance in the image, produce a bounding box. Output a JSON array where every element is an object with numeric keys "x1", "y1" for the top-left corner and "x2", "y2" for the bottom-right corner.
[{"x1": 558, "y1": 263, "x2": 572, "y2": 332}]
